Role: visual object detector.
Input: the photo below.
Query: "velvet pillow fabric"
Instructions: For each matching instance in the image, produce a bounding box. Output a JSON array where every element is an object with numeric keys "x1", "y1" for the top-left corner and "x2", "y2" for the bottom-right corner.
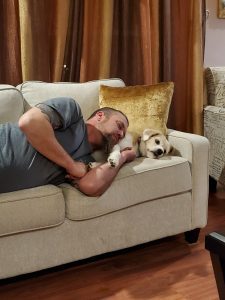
[{"x1": 99, "y1": 82, "x2": 174, "y2": 136}]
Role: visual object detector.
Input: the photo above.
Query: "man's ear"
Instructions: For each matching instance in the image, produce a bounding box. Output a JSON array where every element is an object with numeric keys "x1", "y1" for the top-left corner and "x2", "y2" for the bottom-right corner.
[{"x1": 96, "y1": 111, "x2": 105, "y2": 121}]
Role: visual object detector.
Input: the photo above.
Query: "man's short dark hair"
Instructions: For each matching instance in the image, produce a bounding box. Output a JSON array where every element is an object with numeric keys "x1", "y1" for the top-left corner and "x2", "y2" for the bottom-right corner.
[{"x1": 88, "y1": 107, "x2": 129, "y2": 125}]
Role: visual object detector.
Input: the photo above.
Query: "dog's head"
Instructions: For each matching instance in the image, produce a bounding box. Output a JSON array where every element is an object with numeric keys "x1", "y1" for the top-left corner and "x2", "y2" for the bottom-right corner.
[{"x1": 139, "y1": 129, "x2": 172, "y2": 159}]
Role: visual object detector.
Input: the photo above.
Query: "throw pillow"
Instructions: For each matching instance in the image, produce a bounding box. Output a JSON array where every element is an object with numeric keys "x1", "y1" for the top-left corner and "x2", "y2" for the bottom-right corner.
[{"x1": 99, "y1": 82, "x2": 174, "y2": 136}]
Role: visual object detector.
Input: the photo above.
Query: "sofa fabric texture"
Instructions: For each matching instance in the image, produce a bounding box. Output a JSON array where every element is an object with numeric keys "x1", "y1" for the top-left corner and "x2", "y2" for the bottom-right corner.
[
  {"x1": 0, "y1": 86, "x2": 25, "y2": 123},
  {"x1": 0, "y1": 186, "x2": 65, "y2": 236},
  {"x1": 0, "y1": 79, "x2": 209, "y2": 279},
  {"x1": 204, "y1": 67, "x2": 225, "y2": 183},
  {"x1": 62, "y1": 156, "x2": 191, "y2": 221},
  {"x1": 205, "y1": 67, "x2": 225, "y2": 107}
]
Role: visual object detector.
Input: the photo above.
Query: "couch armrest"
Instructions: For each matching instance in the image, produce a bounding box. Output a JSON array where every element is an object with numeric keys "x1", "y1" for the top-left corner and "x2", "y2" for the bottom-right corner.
[{"x1": 167, "y1": 129, "x2": 210, "y2": 228}]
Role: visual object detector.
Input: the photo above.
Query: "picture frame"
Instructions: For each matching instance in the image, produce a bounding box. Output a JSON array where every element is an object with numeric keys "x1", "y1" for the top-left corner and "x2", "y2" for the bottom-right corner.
[{"x1": 218, "y1": 0, "x2": 225, "y2": 18}]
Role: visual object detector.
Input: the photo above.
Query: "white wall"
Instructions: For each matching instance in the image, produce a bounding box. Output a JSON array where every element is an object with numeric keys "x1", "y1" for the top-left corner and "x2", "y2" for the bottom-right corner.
[{"x1": 204, "y1": 0, "x2": 225, "y2": 66}]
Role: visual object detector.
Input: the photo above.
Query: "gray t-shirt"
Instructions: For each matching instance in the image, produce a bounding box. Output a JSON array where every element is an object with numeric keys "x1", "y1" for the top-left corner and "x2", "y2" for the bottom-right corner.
[{"x1": 0, "y1": 97, "x2": 93, "y2": 193}]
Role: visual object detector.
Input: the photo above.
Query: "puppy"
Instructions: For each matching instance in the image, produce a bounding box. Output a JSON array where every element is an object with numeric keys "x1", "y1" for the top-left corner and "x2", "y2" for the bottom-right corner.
[
  {"x1": 139, "y1": 129, "x2": 172, "y2": 159},
  {"x1": 91, "y1": 129, "x2": 171, "y2": 168}
]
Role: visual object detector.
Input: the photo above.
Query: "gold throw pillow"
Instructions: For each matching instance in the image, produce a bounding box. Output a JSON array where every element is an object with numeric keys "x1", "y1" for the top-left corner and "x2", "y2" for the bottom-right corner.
[{"x1": 99, "y1": 82, "x2": 174, "y2": 136}]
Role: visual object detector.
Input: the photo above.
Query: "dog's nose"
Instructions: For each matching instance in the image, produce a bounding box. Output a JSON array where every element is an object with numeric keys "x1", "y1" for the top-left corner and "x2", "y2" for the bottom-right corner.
[{"x1": 155, "y1": 149, "x2": 163, "y2": 156}]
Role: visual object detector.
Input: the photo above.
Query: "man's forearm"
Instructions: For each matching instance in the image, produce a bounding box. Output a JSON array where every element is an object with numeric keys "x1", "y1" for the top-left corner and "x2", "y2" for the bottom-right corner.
[{"x1": 76, "y1": 149, "x2": 136, "y2": 196}]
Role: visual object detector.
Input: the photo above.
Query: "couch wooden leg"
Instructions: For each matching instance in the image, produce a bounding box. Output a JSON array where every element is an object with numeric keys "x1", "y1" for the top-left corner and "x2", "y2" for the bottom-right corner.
[
  {"x1": 184, "y1": 228, "x2": 200, "y2": 244},
  {"x1": 209, "y1": 176, "x2": 217, "y2": 193}
]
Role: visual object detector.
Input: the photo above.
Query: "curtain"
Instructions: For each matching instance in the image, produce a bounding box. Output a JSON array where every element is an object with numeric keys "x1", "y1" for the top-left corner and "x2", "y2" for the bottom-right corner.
[
  {"x1": 110, "y1": 0, "x2": 160, "y2": 85},
  {"x1": 0, "y1": 0, "x2": 22, "y2": 85},
  {"x1": 163, "y1": 0, "x2": 204, "y2": 134},
  {"x1": 63, "y1": 0, "x2": 159, "y2": 85},
  {"x1": 0, "y1": 0, "x2": 205, "y2": 134},
  {"x1": 0, "y1": 0, "x2": 70, "y2": 85},
  {"x1": 19, "y1": 0, "x2": 70, "y2": 82},
  {"x1": 66, "y1": 0, "x2": 204, "y2": 134},
  {"x1": 61, "y1": 0, "x2": 84, "y2": 82}
]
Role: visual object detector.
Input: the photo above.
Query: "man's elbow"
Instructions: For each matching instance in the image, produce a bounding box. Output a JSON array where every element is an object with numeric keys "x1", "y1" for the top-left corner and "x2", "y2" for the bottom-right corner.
[
  {"x1": 76, "y1": 181, "x2": 104, "y2": 197},
  {"x1": 18, "y1": 115, "x2": 30, "y2": 132}
]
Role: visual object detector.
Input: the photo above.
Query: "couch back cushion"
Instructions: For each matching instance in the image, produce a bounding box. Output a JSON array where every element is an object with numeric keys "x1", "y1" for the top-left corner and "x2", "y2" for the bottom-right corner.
[
  {"x1": 205, "y1": 67, "x2": 225, "y2": 107},
  {"x1": 17, "y1": 79, "x2": 125, "y2": 120},
  {"x1": 0, "y1": 85, "x2": 26, "y2": 124}
]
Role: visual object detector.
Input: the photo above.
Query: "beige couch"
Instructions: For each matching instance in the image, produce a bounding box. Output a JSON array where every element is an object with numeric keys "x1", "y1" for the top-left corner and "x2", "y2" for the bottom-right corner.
[{"x1": 0, "y1": 79, "x2": 209, "y2": 279}]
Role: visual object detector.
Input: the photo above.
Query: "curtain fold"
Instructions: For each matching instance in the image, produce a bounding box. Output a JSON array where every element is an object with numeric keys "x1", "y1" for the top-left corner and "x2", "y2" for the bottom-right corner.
[
  {"x1": 0, "y1": 0, "x2": 22, "y2": 85},
  {"x1": 80, "y1": 0, "x2": 114, "y2": 82},
  {"x1": 139, "y1": 0, "x2": 160, "y2": 84},
  {"x1": 110, "y1": 0, "x2": 159, "y2": 86},
  {"x1": 164, "y1": 0, "x2": 204, "y2": 134},
  {"x1": 61, "y1": 0, "x2": 84, "y2": 82},
  {"x1": 18, "y1": 0, "x2": 70, "y2": 82}
]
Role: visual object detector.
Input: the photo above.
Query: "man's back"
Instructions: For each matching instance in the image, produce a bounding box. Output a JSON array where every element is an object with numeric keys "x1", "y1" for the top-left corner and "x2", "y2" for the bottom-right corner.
[{"x1": 0, "y1": 98, "x2": 93, "y2": 193}]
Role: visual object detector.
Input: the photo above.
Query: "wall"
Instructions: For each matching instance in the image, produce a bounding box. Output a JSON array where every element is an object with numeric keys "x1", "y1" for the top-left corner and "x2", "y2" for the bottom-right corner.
[{"x1": 204, "y1": 0, "x2": 225, "y2": 66}]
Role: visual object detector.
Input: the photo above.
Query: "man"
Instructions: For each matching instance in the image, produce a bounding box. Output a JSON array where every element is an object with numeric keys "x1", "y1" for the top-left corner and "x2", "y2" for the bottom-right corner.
[{"x1": 0, "y1": 97, "x2": 135, "y2": 196}]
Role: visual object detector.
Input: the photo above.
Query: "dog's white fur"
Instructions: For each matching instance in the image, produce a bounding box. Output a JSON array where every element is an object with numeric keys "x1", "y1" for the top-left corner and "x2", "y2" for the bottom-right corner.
[{"x1": 91, "y1": 129, "x2": 172, "y2": 168}]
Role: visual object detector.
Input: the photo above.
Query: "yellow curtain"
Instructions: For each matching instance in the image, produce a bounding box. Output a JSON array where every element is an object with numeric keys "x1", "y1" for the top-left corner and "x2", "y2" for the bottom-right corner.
[{"x1": 18, "y1": 0, "x2": 70, "y2": 82}]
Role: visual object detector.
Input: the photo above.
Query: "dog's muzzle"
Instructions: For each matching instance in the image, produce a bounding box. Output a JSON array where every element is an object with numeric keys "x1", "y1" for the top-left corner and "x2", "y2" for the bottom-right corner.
[{"x1": 153, "y1": 148, "x2": 164, "y2": 158}]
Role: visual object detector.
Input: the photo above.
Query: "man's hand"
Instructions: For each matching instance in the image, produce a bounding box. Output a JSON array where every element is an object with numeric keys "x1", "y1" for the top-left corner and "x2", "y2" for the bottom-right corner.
[
  {"x1": 120, "y1": 148, "x2": 136, "y2": 163},
  {"x1": 66, "y1": 161, "x2": 88, "y2": 180}
]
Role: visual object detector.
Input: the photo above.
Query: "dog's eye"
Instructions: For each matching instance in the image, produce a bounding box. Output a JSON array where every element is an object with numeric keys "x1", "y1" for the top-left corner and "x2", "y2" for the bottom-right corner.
[{"x1": 155, "y1": 139, "x2": 160, "y2": 145}]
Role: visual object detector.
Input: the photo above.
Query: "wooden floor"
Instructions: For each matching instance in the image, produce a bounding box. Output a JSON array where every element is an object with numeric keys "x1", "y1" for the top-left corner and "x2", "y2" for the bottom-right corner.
[{"x1": 1, "y1": 187, "x2": 225, "y2": 300}]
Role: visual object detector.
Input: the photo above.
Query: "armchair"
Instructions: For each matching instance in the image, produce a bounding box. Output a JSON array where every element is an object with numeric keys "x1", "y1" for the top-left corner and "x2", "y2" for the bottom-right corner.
[{"x1": 204, "y1": 67, "x2": 225, "y2": 191}]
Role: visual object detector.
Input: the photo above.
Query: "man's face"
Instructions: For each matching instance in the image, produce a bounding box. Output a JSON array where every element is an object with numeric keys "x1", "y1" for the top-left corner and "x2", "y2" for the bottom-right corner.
[{"x1": 96, "y1": 112, "x2": 128, "y2": 149}]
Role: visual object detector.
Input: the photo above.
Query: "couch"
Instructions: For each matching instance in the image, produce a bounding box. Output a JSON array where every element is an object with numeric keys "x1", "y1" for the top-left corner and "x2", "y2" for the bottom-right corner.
[
  {"x1": 0, "y1": 79, "x2": 209, "y2": 279},
  {"x1": 204, "y1": 67, "x2": 225, "y2": 191}
]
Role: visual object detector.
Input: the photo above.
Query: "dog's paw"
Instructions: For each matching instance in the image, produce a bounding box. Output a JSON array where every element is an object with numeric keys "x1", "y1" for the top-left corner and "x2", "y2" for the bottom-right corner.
[
  {"x1": 108, "y1": 158, "x2": 118, "y2": 167},
  {"x1": 107, "y1": 151, "x2": 121, "y2": 167}
]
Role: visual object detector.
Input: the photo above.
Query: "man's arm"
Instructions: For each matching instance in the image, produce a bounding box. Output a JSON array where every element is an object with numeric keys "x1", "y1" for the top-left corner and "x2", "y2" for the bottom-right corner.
[
  {"x1": 18, "y1": 107, "x2": 87, "y2": 178},
  {"x1": 74, "y1": 149, "x2": 136, "y2": 197}
]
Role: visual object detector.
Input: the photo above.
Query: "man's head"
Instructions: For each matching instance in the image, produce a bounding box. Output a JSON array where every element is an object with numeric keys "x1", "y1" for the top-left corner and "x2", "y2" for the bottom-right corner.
[{"x1": 87, "y1": 107, "x2": 129, "y2": 150}]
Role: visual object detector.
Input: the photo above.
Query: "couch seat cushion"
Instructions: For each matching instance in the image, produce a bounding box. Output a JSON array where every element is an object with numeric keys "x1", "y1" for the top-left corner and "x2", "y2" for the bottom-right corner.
[
  {"x1": 61, "y1": 156, "x2": 191, "y2": 220},
  {"x1": 0, "y1": 186, "x2": 65, "y2": 237}
]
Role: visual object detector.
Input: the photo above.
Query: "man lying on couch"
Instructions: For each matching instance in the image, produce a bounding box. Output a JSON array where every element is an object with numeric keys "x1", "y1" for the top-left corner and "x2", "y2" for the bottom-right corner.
[{"x1": 0, "y1": 97, "x2": 135, "y2": 196}]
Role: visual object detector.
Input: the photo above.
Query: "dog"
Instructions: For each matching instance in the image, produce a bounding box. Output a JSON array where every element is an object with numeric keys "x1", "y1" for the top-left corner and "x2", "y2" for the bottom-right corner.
[
  {"x1": 91, "y1": 128, "x2": 172, "y2": 168},
  {"x1": 138, "y1": 128, "x2": 172, "y2": 159}
]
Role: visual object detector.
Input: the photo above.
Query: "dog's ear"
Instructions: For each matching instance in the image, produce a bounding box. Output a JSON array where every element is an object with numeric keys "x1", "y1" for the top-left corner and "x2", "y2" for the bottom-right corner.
[{"x1": 142, "y1": 129, "x2": 162, "y2": 141}]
